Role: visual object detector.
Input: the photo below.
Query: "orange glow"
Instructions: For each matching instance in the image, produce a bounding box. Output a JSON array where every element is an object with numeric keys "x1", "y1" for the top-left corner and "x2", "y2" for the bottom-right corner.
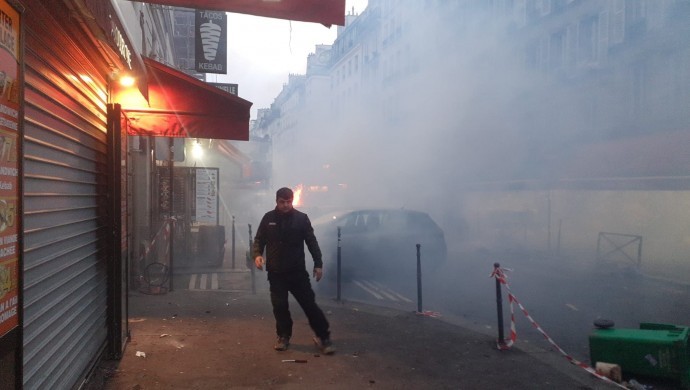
[
  {"x1": 112, "y1": 83, "x2": 148, "y2": 108},
  {"x1": 292, "y1": 184, "x2": 303, "y2": 207},
  {"x1": 119, "y1": 75, "x2": 136, "y2": 87},
  {"x1": 111, "y1": 70, "x2": 146, "y2": 107}
]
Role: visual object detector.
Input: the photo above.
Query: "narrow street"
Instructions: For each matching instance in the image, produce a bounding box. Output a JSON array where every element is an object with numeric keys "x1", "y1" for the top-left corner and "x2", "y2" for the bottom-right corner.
[{"x1": 162, "y1": 239, "x2": 690, "y2": 390}]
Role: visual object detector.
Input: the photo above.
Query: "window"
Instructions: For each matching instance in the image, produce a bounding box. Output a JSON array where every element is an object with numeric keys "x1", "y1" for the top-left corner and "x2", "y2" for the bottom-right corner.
[
  {"x1": 525, "y1": 41, "x2": 538, "y2": 70},
  {"x1": 611, "y1": 0, "x2": 625, "y2": 44},
  {"x1": 577, "y1": 15, "x2": 598, "y2": 65},
  {"x1": 533, "y1": 36, "x2": 549, "y2": 73},
  {"x1": 565, "y1": 24, "x2": 577, "y2": 70},
  {"x1": 549, "y1": 30, "x2": 565, "y2": 71},
  {"x1": 598, "y1": 11, "x2": 609, "y2": 63},
  {"x1": 630, "y1": 0, "x2": 646, "y2": 21},
  {"x1": 514, "y1": 0, "x2": 527, "y2": 27},
  {"x1": 632, "y1": 64, "x2": 646, "y2": 117},
  {"x1": 536, "y1": 0, "x2": 551, "y2": 16}
]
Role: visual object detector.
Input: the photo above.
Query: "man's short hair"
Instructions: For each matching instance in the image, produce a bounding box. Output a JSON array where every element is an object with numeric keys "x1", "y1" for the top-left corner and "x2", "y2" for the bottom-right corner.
[{"x1": 276, "y1": 187, "x2": 293, "y2": 200}]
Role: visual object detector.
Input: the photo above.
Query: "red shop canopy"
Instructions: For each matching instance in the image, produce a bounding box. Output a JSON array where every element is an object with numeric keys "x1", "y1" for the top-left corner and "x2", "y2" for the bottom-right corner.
[
  {"x1": 134, "y1": 0, "x2": 346, "y2": 26},
  {"x1": 115, "y1": 57, "x2": 252, "y2": 140}
]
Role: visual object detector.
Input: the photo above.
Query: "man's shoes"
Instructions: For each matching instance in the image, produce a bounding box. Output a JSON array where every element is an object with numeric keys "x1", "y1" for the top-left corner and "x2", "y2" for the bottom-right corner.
[
  {"x1": 318, "y1": 338, "x2": 335, "y2": 355},
  {"x1": 274, "y1": 336, "x2": 290, "y2": 351}
]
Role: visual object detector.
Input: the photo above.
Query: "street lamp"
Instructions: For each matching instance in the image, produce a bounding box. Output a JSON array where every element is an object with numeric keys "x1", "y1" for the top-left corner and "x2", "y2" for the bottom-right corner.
[
  {"x1": 118, "y1": 74, "x2": 136, "y2": 88},
  {"x1": 191, "y1": 139, "x2": 204, "y2": 160}
]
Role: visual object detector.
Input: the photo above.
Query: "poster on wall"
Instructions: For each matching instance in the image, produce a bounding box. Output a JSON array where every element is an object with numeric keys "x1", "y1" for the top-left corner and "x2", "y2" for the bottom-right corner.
[
  {"x1": 0, "y1": 0, "x2": 20, "y2": 339},
  {"x1": 195, "y1": 168, "x2": 218, "y2": 224}
]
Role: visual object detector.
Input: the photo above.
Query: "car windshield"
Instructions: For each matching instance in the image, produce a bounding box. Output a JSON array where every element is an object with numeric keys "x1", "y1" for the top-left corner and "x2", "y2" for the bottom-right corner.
[{"x1": 310, "y1": 210, "x2": 351, "y2": 226}]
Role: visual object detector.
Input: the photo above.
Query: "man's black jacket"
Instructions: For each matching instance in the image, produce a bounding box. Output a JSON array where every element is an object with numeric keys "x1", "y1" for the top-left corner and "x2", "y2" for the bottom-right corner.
[{"x1": 252, "y1": 208, "x2": 323, "y2": 274}]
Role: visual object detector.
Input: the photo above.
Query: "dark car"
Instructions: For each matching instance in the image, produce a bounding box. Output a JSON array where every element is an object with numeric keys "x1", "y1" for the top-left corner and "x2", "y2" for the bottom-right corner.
[{"x1": 311, "y1": 208, "x2": 447, "y2": 283}]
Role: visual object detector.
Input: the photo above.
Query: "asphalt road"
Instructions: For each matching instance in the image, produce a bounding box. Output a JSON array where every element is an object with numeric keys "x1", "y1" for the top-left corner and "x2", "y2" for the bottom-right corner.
[{"x1": 315, "y1": 249, "x2": 690, "y2": 390}]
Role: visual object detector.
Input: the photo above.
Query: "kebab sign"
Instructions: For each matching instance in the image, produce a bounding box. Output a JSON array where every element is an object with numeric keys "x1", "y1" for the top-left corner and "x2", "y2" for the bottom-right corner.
[{"x1": 195, "y1": 10, "x2": 227, "y2": 74}]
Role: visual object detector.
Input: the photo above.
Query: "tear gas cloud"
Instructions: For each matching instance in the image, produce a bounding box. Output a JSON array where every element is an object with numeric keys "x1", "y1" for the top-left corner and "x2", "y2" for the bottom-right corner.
[
  {"x1": 268, "y1": 5, "x2": 584, "y2": 232},
  {"x1": 227, "y1": 3, "x2": 690, "y2": 364},
  {"x1": 241, "y1": 2, "x2": 689, "y2": 281}
]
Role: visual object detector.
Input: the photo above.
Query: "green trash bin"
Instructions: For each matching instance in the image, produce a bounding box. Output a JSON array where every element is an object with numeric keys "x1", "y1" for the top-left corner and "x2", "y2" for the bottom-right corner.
[{"x1": 589, "y1": 322, "x2": 690, "y2": 388}]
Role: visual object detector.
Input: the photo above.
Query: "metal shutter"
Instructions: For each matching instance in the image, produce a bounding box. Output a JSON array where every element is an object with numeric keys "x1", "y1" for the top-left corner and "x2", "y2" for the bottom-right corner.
[{"x1": 22, "y1": 3, "x2": 110, "y2": 389}]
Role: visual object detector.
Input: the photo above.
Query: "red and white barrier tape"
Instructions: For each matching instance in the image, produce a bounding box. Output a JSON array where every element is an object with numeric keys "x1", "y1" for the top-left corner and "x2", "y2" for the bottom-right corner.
[
  {"x1": 163, "y1": 221, "x2": 171, "y2": 257},
  {"x1": 490, "y1": 266, "x2": 628, "y2": 389},
  {"x1": 137, "y1": 218, "x2": 174, "y2": 263}
]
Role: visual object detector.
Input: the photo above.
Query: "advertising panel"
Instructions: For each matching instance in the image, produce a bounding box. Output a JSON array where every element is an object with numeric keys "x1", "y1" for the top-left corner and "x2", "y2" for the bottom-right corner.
[
  {"x1": 195, "y1": 168, "x2": 218, "y2": 224},
  {"x1": 0, "y1": 0, "x2": 20, "y2": 339}
]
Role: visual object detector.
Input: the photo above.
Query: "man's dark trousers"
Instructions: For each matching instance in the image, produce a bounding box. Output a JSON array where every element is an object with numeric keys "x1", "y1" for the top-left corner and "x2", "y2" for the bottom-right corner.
[{"x1": 268, "y1": 270, "x2": 330, "y2": 340}]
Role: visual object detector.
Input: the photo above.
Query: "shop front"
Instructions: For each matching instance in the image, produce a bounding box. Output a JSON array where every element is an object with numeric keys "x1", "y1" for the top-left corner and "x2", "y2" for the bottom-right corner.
[
  {"x1": 0, "y1": 1, "x2": 249, "y2": 387},
  {"x1": 0, "y1": 0, "x2": 345, "y2": 388},
  {"x1": 11, "y1": 1, "x2": 145, "y2": 388}
]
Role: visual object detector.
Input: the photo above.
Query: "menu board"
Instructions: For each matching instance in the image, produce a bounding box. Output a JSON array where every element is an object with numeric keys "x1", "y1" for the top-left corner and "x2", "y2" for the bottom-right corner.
[
  {"x1": 0, "y1": 0, "x2": 20, "y2": 339},
  {"x1": 195, "y1": 168, "x2": 218, "y2": 224}
]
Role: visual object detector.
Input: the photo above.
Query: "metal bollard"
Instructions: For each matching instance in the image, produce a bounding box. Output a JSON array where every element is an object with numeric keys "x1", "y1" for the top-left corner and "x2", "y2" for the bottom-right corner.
[
  {"x1": 336, "y1": 227, "x2": 342, "y2": 301},
  {"x1": 494, "y1": 262, "x2": 506, "y2": 347},
  {"x1": 169, "y1": 218, "x2": 174, "y2": 292},
  {"x1": 232, "y1": 216, "x2": 236, "y2": 269},
  {"x1": 416, "y1": 244, "x2": 422, "y2": 313},
  {"x1": 249, "y1": 224, "x2": 256, "y2": 294}
]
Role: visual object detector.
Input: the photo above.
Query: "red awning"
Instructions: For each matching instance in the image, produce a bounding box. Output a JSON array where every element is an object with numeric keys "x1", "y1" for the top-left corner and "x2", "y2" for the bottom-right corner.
[
  {"x1": 115, "y1": 57, "x2": 252, "y2": 140},
  {"x1": 217, "y1": 141, "x2": 252, "y2": 176},
  {"x1": 135, "y1": 0, "x2": 346, "y2": 26}
]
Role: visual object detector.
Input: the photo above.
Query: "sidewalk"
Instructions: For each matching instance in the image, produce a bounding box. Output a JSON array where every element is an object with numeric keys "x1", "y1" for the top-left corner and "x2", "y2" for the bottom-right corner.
[{"x1": 85, "y1": 284, "x2": 620, "y2": 389}]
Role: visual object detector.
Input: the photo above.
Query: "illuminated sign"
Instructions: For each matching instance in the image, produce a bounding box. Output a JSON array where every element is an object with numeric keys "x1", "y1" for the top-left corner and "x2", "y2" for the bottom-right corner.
[{"x1": 111, "y1": 23, "x2": 132, "y2": 69}]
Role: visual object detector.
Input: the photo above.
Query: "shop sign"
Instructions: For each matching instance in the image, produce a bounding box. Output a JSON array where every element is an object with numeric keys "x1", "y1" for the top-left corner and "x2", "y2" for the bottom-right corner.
[
  {"x1": 208, "y1": 82, "x2": 237, "y2": 95},
  {"x1": 110, "y1": 23, "x2": 132, "y2": 70},
  {"x1": 195, "y1": 10, "x2": 227, "y2": 74}
]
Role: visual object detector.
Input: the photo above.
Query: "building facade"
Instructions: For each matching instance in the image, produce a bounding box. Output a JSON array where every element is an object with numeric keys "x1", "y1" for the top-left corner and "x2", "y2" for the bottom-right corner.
[
  {"x1": 254, "y1": 0, "x2": 690, "y2": 282},
  {"x1": 0, "y1": 1, "x2": 250, "y2": 388}
]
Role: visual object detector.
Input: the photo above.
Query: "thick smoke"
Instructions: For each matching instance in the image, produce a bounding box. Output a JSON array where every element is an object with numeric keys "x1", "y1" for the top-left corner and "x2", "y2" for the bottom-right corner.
[
  {"x1": 269, "y1": 5, "x2": 584, "y2": 228},
  {"x1": 246, "y1": 3, "x2": 690, "y2": 369}
]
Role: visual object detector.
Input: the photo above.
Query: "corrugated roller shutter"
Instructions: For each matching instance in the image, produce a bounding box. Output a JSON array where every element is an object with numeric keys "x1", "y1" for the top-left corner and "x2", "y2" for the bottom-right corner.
[{"x1": 22, "y1": 3, "x2": 111, "y2": 389}]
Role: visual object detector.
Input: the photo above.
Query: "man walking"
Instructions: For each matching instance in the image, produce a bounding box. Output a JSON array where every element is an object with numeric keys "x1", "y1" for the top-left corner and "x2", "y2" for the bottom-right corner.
[{"x1": 252, "y1": 187, "x2": 334, "y2": 354}]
